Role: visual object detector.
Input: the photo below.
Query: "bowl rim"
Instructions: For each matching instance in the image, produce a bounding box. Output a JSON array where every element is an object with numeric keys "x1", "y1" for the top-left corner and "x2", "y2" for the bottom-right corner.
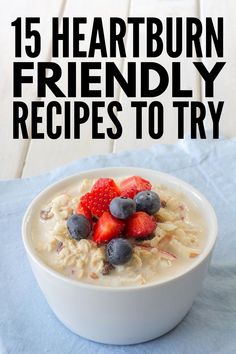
[{"x1": 22, "y1": 167, "x2": 218, "y2": 292}]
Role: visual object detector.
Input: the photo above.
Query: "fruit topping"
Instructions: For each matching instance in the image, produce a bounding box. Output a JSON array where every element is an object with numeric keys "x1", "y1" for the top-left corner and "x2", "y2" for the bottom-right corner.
[
  {"x1": 109, "y1": 196, "x2": 136, "y2": 220},
  {"x1": 67, "y1": 214, "x2": 91, "y2": 241},
  {"x1": 92, "y1": 178, "x2": 120, "y2": 194},
  {"x1": 106, "y1": 238, "x2": 133, "y2": 266},
  {"x1": 134, "y1": 190, "x2": 161, "y2": 215},
  {"x1": 125, "y1": 211, "x2": 157, "y2": 239},
  {"x1": 76, "y1": 202, "x2": 93, "y2": 225},
  {"x1": 120, "y1": 176, "x2": 152, "y2": 198},
  {"x1": 92, "y1": 211, "x2": 125, "y2": 244},
  {"x1": 80, "y1": 179, "x2": 120, "y2": 217}
]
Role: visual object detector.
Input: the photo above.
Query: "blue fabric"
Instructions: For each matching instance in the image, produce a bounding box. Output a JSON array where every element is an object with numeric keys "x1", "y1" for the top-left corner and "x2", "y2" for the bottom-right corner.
[{"x1": 1, "y1": 137, "x2": 236, "y2": 354}]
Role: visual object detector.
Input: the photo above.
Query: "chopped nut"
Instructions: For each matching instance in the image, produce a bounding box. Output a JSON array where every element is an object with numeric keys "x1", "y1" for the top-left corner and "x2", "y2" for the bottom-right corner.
[
  {"x1": 40, "y1": 207, "x2": 54, "y2": 220},
  {"x1": 179, "y1": 203, "x2": 185, "y2": 211},
  {"x1": 56, "y1": 241, "x2": 64, "y2": 253},
  {"x1": 101, "y1": 261, "x2": 114, "y2": 275},
  {"x1": 189, "y1": 252, "x2": 199, "y2": 258},
  {"x1": 161, "y1": 200, "x2": 167, "y2": 208},
  {"x1": 90, "y1": 272, "x2": 99, "y2": 280}
]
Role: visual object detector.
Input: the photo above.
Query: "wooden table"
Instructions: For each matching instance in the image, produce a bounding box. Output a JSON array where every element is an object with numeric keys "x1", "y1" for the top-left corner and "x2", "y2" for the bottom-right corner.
[{"x1": 1, "y1": 0, "x2": 235, "y2": 179}]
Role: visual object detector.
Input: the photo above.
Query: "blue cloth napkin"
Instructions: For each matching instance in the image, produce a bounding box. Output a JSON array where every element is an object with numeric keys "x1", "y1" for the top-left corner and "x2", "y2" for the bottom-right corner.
[{"x1": 1, "y1": 137, "x2": 236, "y2": 354}]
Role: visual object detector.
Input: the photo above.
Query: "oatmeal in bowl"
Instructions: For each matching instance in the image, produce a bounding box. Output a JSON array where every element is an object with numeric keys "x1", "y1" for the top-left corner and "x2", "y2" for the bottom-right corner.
[
  {"x1": 22, "y1": 167, "x2": 217, "y2": 345},
  {"x1": 35, "y1": 176, "x2": 205, "y2": 287}
]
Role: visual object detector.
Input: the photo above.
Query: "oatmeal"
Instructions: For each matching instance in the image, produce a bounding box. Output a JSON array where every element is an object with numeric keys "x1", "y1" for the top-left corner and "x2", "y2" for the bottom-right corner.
[{"x1": 32, "y1": 176, "x2": 206, "y2": 287}]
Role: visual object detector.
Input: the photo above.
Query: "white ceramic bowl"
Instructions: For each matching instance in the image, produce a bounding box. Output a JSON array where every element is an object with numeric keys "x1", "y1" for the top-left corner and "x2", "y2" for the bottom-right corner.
[{"x1": 22, "y1": 167, "x2": 217, "y2": 345}]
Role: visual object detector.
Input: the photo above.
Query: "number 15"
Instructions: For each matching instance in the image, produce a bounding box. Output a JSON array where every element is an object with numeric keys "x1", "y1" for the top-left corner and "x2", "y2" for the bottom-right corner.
[{"x1": 11, "y1": 17, "x2": 41, "y2": 58}]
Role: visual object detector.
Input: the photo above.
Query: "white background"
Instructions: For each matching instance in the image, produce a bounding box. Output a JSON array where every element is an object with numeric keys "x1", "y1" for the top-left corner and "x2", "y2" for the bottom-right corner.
[{"x1": 0, "y1": 0, "x2": 235, "y2": 179}]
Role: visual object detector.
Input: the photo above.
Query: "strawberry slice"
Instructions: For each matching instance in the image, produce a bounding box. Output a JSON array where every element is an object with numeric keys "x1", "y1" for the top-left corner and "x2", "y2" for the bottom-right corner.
[
  {"x1": 125, "y1": 211, "x2": 157, "y2": 239},
  {"x1": 75, "y1": 202, "x2": 93, "y2": 225},
  {"x1": 93, "y1": 211, "x2": 125, "y2": 244},
  {"x1": 80, "y1": 183, "x2": 120, "y2": 218},
  {"x1": 120, "y1": 176, "x2": 152, "y2": 199},
  {"x1": 92, "y1": 178, "x2": 120, "y2": 195}
]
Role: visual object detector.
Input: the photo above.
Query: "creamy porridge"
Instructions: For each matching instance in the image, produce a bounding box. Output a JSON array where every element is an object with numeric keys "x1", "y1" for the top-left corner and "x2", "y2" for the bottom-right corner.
[{"x1": 32, "y1": 176, "x2": 206, "y2": 287}]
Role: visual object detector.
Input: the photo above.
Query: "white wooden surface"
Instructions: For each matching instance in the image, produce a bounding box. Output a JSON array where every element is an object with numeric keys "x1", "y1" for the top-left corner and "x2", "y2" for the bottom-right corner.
[
  {"x1": 0, "y1": 0, "x2": 66, "y2": 179},
  {"x1": 0, "y1": 0, "x2": 235, "y2": 179}
]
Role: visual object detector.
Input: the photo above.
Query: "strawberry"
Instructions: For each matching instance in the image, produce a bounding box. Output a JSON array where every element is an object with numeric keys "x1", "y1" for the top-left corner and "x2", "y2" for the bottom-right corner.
[
  {"x1": 125, "y1": 211, "x2": 157, "y2": 239},
  {"x1": 92, "y1": 178, "x2": 120, "y2": 195},
  {"x1": 75, "y1": 202, "x2": 93, "y2": 225},
  {"x1": 80, "y1": 183, "x2": 120, "y2": 218},
  {"x1": 120, "y1": 176, "x2": 152, "y2": 199},
  {"x1": 92, "y1": 211, "x2": 125, "y2": 244}
]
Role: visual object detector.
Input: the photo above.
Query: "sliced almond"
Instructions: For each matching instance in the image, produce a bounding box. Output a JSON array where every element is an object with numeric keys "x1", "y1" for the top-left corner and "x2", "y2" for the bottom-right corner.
[
  {"x1": 158, "y1": 249, "x2": 177, "y2": 261},
  {"x1": 56, "y1": 240, "x2": 64, "y2": 253},
  {"x1": 189, "y1": 252, "x2": 199, "y2": 258},
  {"x1": 90, "y1": 272, "x2": 99, "y2": 280},
  {"x1": 158, "y1": 234, "x2": 172, "y2": 247}
]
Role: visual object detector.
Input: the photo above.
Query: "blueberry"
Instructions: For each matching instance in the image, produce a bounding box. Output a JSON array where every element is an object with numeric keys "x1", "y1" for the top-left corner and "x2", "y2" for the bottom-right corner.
[
  {"x1": 106, "y1": 238, "x2": 133, "y2": 266},
  {"x1": 134, "y1": 190, "x2": 161, "y2": 215},
  {"x1": 67, "y1": 214, "x2": 91, "y2": 241},
  {"x1": 109, "y1": 197, "x2": 136, "y2": 219}
]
